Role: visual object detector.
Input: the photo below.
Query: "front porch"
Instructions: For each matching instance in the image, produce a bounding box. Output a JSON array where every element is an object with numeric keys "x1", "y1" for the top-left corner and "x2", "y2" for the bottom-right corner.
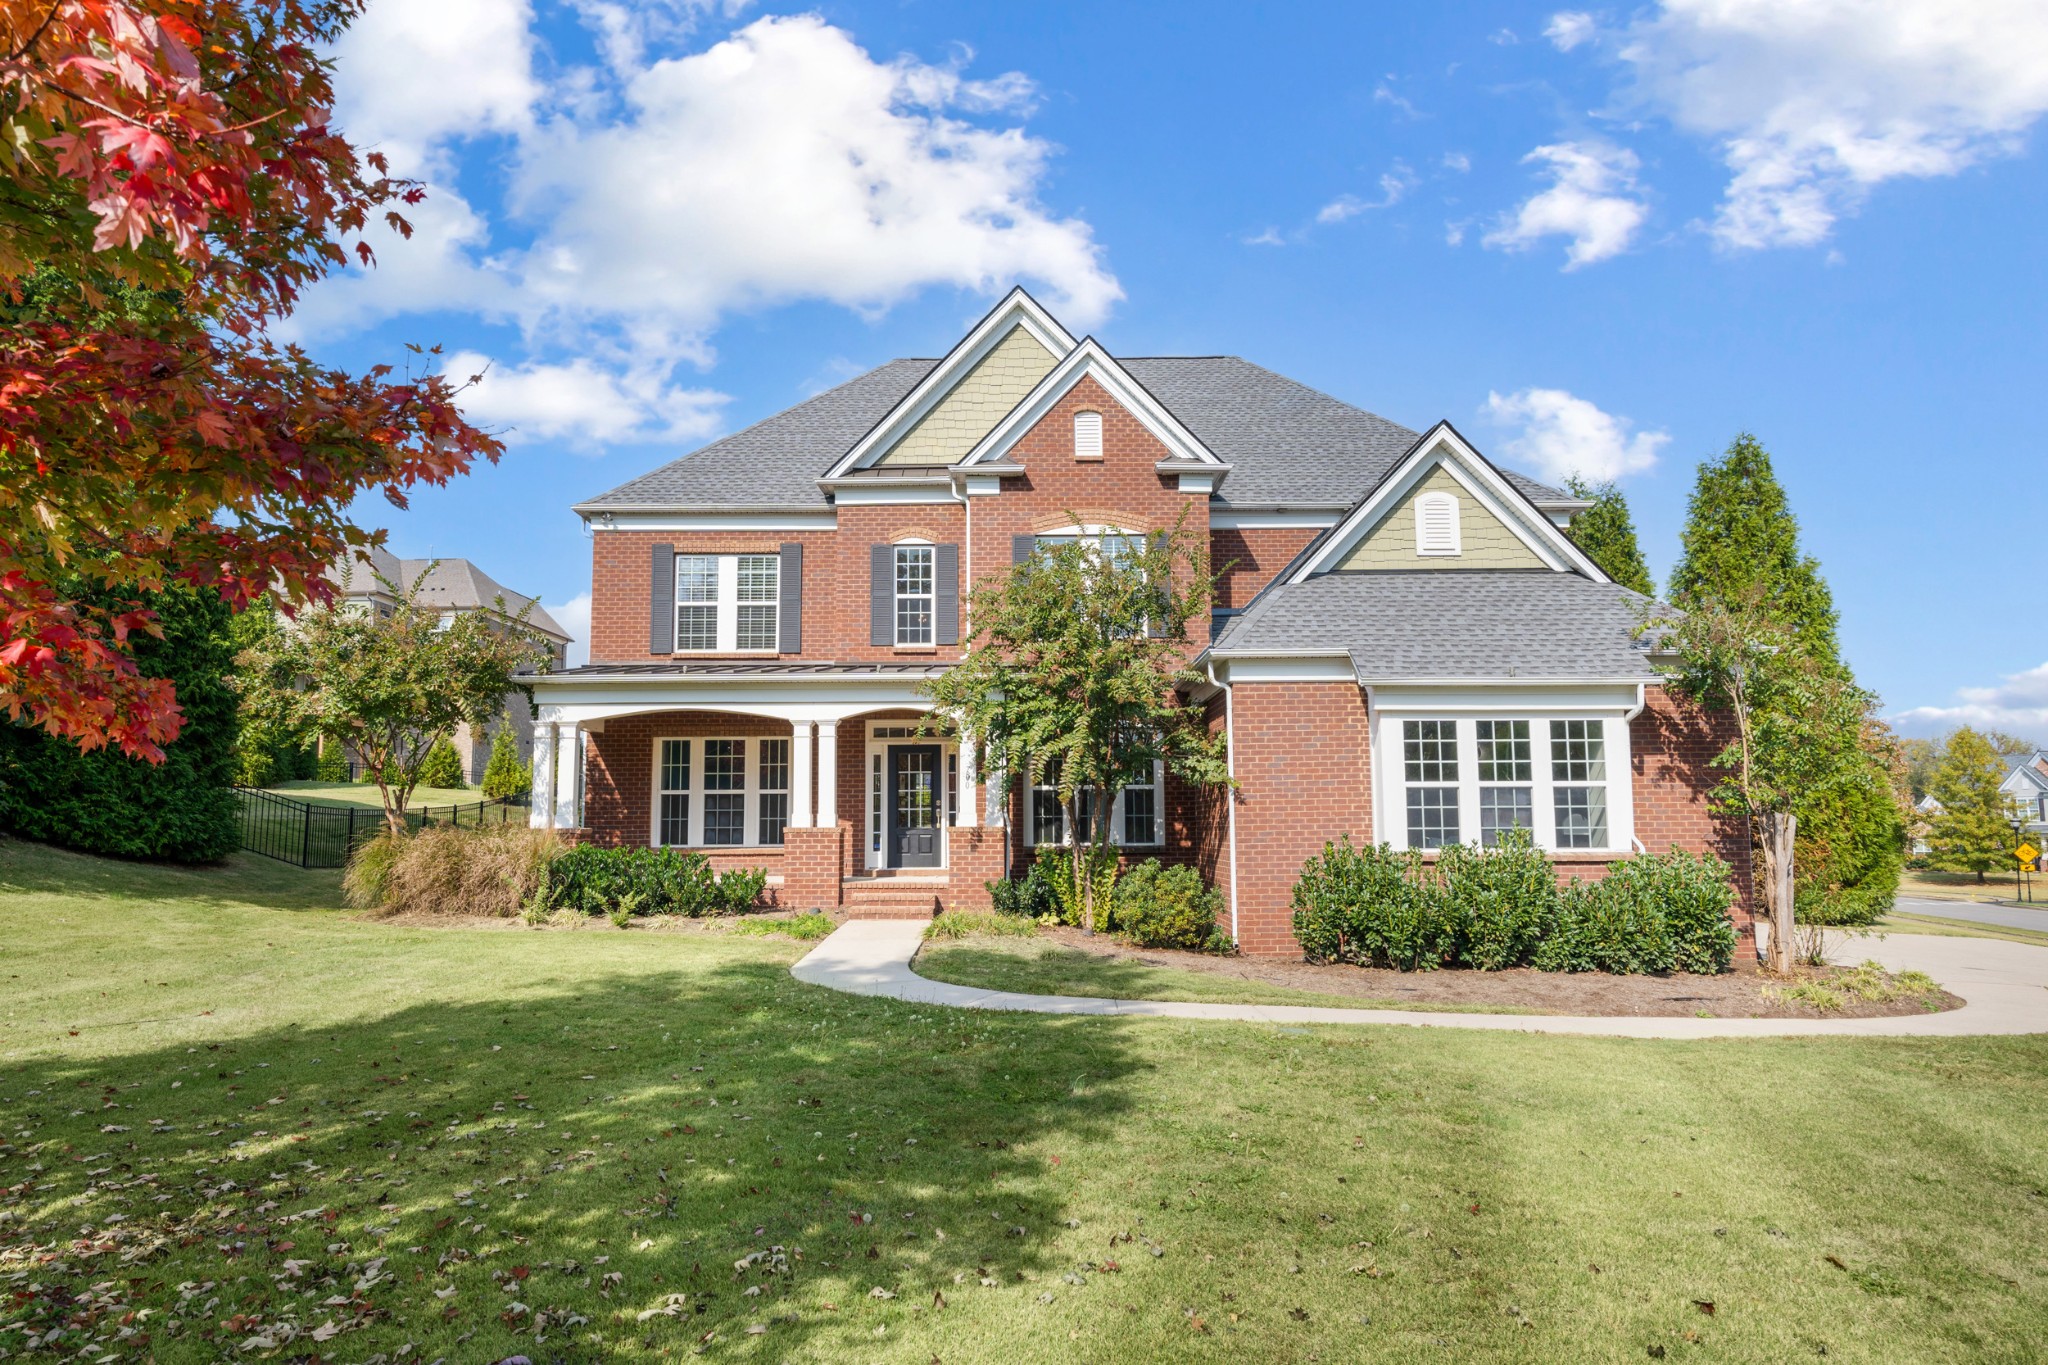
[{"x1": 525, "y1": 664, "x2": 1011, "y2": 913}]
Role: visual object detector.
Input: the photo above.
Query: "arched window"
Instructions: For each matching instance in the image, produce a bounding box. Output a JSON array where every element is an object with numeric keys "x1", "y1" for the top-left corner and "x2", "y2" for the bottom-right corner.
[
  {"x1": 1415, "y1": 491, "x2": 1461, "y2": 555},
  {"x1": 1073, "y1": 410, "x2": 1103, "y2": 460}
]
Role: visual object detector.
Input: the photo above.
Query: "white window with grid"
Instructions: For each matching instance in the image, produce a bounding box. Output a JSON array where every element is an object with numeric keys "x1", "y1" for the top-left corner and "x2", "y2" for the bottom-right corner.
[
  {"x1": 672, "y1": 553, "x2": 779, "y2": 653},
  {"x1": 650, "y1": 736, "x2": 787, "y2": 848},
  {"x1": 894, "y1": 545, "x2": 934, "y2": 645},
  {"x1": 1377, "y1": 709, "x2": 1632, "y2": 854},
  {"x1": 1027, "y1": 756, "x2": 1163, "y2": 848}
]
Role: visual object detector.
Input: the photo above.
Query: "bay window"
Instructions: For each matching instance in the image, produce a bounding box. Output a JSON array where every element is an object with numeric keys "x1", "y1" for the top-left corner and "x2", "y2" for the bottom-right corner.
[
  {"x1": 1386, "y1": 713, "x2": 1629, "y2": 853},
  {"x1": 673, "y1": 553, "x2": 780, "y2": 653},
  {"x1": 652, "y1": 736, "x2": 789, "y2": 848}
]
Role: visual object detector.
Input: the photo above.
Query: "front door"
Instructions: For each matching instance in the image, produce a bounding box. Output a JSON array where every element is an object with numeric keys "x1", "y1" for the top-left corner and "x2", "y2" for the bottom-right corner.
[{"x1": 886, "y1": 744, "x2": 943, "y2": 868}]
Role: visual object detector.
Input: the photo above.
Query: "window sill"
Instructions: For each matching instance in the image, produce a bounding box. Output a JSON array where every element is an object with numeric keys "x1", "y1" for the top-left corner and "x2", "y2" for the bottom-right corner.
[
  {"x1": 891, "y1": 644, "x2": 939, "y2": 655},
  {"x1": 669, "y1": 651, "x2": 782, "y2": 658}
]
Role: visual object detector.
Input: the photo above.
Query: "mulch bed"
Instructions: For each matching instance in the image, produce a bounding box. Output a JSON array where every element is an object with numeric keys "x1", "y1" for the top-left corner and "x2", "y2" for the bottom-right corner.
[{"x1": 1031, "y1": 925, "x2": 1964, "y2": 1019}]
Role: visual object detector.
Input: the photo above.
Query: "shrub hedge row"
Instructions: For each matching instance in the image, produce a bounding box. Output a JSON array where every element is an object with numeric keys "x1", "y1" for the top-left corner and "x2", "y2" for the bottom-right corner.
[
  {"x1": 542, "y1": 844, "x2": 767, "y2": 918},
  {"x1": 1291, "y1": 836, "x2": 1737, "y2": 975}
]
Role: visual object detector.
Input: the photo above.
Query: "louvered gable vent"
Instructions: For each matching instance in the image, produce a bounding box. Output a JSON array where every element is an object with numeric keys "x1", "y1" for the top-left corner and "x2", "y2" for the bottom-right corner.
[{"x1": 1415, "y1": 490, "x2": 1461, "y2": 556}]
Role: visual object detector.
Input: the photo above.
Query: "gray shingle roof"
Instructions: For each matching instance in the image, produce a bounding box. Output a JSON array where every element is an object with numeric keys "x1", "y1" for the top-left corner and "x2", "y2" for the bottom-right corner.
[
  {"x1": 577, "y1": 356, "x2": 1566, "y2": 512},
  {"x1": 333, "y1": 548, "x2": 568, "y2": 641},
  {"x1": 1212, "y1": 571, "x2": 1664, "y2": 681}
]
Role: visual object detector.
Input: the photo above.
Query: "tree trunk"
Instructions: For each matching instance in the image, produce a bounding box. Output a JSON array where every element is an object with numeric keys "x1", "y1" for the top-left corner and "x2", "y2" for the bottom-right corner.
[
  {"x1": 1065, "y1": 793, "x2": 1093, "y2": 935},
  {"x1": 1762, "y1": 811, "x2": 1798, "y2": 974}
]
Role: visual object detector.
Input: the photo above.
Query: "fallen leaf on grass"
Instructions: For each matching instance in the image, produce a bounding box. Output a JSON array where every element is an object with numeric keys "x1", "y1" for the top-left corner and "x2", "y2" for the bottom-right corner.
[{"x1": 1692, "y1": 1299, "x2": 1715, "y2": 1316}]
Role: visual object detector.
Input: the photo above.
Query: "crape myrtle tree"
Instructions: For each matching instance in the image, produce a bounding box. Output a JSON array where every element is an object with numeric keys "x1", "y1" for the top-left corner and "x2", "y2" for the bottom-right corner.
[
  {"x1": 238, "y1": 566, "x2": 550, "y2": 834},
  {"x1": 1668, "y1": 432, "x2": 1904, "y2": 931},
  {"x1": 1654, "y1": 592, "x2": 1878, "y2": 973},
  {"x1": 0, "y1": 1, "x2": 501, "y2": 762},
  {"x1": 925, "y1": 512, "x2": 1232, "y2": 935},
  {"x1": 1564, "y1": 476, "x2": 1656, "y2": 597},
  {"x1": 1925, "y1": 727, "x2": 2018, "y2": 884}
]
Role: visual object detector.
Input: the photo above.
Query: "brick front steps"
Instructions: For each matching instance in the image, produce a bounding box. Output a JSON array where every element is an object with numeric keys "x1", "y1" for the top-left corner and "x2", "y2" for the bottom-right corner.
[{"x1": 840, "y1": 875, "x2": 940, "y2": 920}]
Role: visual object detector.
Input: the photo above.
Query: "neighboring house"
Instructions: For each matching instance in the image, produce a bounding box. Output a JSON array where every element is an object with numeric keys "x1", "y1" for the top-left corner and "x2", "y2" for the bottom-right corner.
[
  {"x1": 332, "y1": 547, "x2": 571, "y2": 784},
  {"x1": 2000, "y1": 753, "x2": 2048, "y2": 838},
  {"x1": 530, "y1": 289, "x2": 1749, "y2": 953}
]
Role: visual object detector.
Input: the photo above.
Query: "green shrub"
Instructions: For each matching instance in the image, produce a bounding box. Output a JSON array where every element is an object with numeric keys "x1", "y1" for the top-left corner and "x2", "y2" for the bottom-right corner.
[
  {"x1": 0, "y1": 583, "x2": 240, "y2": 862},
  {"x1": 988, "y1": 855, "x2": 1057, "y2": 918},
  {"x1": 925, "y1": 910, "x2": 1040, "y2": 940},
  {"x1": 1438, "y1": 836, "x2": 1557, "y2": 970},
  {"x1": 1631, "y1": 847, "x2": 1738, "y2": 973},
  {"x1": 1036, "y1": 842, "x2": 1120, "y2": 928},
  {"x1": 418, "y1": 737, "x2": 466, "y2": 790},
  {"x1": 1111, "y1": 859, "x2": 1227, "y2": 950},
  {"x1": 317, "y1": 742, "x2": 352, "y2": 782},
  {"x1": 1290, "y1": 838, "x2": 1453, "y2": 970},
  {"x1": 480, "y1": 725, "x2": 530, "y2": 800},
  {"x1": 1536, "y1": 876, "x2": 1675, "y2": 974},
  {"x1": 544, "y1": 844, "x2": 766, "y2": 917}
]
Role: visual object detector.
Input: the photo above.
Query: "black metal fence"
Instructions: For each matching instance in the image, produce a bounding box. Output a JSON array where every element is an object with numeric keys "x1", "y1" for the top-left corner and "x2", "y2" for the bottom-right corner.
[{"x1": 234, "y1": 788, "x2": 530, "y2": 869}]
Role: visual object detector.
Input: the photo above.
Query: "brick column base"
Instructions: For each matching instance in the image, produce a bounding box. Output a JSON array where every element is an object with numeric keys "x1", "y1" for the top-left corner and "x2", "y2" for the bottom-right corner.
[
  {"x1": 782, "y1": 825, "x2": 844, "y2": 910},
  {"x1": 945, "y1": 826, "x2": 1007, "y2": 911}
]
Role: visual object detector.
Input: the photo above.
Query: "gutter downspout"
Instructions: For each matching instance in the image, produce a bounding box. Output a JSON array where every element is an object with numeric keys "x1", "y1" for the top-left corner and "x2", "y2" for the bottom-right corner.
[
  {"x1": 1208, "y1": 658, "x2": 1239, "y2": 945},
  {"x1": 1625, "y1": 682, "x2": 1648, "y2": 854}
]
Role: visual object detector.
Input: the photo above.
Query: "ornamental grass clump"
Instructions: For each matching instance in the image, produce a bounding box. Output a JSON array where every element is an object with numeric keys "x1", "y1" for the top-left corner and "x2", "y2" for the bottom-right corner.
[{"x1": 346, "y1": 823, "x2": 562, "y2": 918}]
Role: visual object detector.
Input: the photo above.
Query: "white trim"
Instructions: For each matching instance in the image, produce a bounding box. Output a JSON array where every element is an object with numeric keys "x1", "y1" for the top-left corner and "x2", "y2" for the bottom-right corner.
[
  {"x1": 1210, "y1": 508, "x2": 1341, "y2": 530},
  {"x1": 1023, "y1": 757, "x2": 1164, "y2": 850},
  {"x1": 1371, "y1": 708, "x2": 1636, "y2": 856},
  {"x1": 826, "y1": 288, "x2": 1076, "y2": 478},
  {"x1": 1211, "y1": 655, "x2": 1356, "y2": 683},
  {"x1": 958, "y1": 337, "x2": 1224, "y2": 472},
  {"x1": 583, "y1": 510, "x2": 837, "y2": 532},
  {"x1": 862, "y1": 720, "x2": 960, "y2": 870},
  {"x1": 827, "y1": 483, "x2": 960, "y2": 506},
  {"x1": 1290, "y1": 423, "x2": 1608, "y2": 583}
]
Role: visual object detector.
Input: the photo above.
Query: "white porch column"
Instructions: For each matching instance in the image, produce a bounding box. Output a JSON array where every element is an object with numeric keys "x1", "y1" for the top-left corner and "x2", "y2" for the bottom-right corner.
[
  {"x1": 983, "y1": 746, "x2": 1007, "y2": 827},
  {"x1": 530, "y1": 723, "x2": 557, "y2": 830},
  {"x1": 957, "y1": 729, "x2": 980, "y2": 827},
  {"x1": 816, "y1": 720, "x2": 839, "y2": 826},
  {"x1": 791, "y1": 720, "x2": 816, "y2": 828},
  {"x1": 552, "y1": 722, "x2": 581, "y2": 829}
]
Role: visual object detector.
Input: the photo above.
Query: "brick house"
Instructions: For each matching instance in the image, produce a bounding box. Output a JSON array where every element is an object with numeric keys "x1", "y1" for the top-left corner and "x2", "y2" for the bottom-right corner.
[{"x1": 531, "y1": 290, "x2": 1751, "y2": 949}]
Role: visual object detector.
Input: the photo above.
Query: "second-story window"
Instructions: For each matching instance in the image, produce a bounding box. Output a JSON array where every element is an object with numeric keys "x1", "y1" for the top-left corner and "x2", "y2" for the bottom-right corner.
[
  {"x1": 674, "y1": 552, "x2": 780, "y2": 652},
  {"x1": 895, "y1": 545, "x2": 934, "y2": 645}
]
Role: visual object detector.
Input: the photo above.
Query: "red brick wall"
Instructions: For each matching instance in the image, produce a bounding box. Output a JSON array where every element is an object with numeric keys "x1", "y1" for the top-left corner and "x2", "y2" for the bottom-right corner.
[
  {"x1": 1226, "y1": 681, "x2": 1376, "y2": 955},
  {"x1": 582, "y1": 711, "x2": 789, "y2": 858},
  {"x1": 1630, "y1": 685, "x2": 1756, "y2": 933},
  {"x1": 1212, "y1": 527, "x2": 1319, "y2": 610}
]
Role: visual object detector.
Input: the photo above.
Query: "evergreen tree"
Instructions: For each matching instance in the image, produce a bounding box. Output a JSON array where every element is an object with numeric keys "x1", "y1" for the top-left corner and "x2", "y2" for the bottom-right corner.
[
  {"x1": 1669, "y1": 433, "x2": 1839, "y2": 658},
  {"x1": 481, "y1": 725, "x2": 531, "y2": 801},
  {"x1": 229, "y1": 598, "x2": 316, "y2": 787},
  {"x1": 418, "y1": 738, "x2": 467, "y2": 791},
  {"x1": 0, "y1": 584, "x2": 239, "y2": 862},
  {"x1": 1564, "y1": 477, "x2": 1656, "y2": 596},
  {"x1": 317, "y1": 742, "x2": 353, "y2": 783},
  {"x1": 1926, "y1": 728, "x2": 2017, "y2": 883}
]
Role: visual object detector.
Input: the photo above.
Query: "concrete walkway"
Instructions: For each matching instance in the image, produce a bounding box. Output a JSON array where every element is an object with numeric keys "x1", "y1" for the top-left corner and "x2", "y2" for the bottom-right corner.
[{"x1": 790, "y1": 920, "x2": 2048, "y2": 1039}]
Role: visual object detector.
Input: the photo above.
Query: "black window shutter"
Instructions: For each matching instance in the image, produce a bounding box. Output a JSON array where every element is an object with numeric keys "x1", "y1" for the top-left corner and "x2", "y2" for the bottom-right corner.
[
  {"x1": 650, "y1": 543, "x2": 675, "y2": 654},
  {"x1": 1146, "y1": 531, "x2": 1167, "y2": 637},
  {"x1": 870, "y1": 543, "x2": 893, "y2": 647},
  {"x1": 1011, "y1": 534, "x2": 1037, "y2": 565},
  {"x1": 777, "y1": 543, "x2": 803, "y2": 653},
  {"x1": 935, "y1": 544, "x2": 960, "y2": 645}
]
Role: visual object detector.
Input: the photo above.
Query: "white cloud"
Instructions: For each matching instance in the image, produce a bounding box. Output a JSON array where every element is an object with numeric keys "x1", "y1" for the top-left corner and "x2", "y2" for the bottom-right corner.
[
  {"x1": 1373, "y1": 82, "x2": 1421, "y2": 119},
  {"x1": 506, "y1": 16, "x2": 1121, "y2": 339},
  {"x1": 1606, "y1": 0, "x2": 2048, "y2": 249},
  {"x1": 307, "y1": 10, "x2": 1120, "y2": 386},
  {"x1": 1441, "y1": 151, "x2": 1472, "y2": 173},
  {"x1": 1483, "y1": 141, "x2": 1649, "y2": 268},
  {"x1": 542, "y1": 592, "x2": 593, "y2": 667},
  {"x1": 1482, "y1": 387, "x2": 1669, "y2": 483},
  {"x1": 1890, "y1": 662, "x2": 2048, "y2": 739},
  {"x1": 1316, "y1": 163, "x2": 1417, "y2": 224},
  {"x1": 1242, "y1": 226, "x2": 1289, "y2": 247},
  {"x1": 1545, "y1": 11, "x2": 1598, "y2": 52},
  {"x1": 445, "y1": 351, "x2": 729, "y2": 448}
]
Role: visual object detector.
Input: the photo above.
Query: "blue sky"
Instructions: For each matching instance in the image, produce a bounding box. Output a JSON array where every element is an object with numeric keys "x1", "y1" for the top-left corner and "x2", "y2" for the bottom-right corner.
[{"x1": 295, "y1": 0, "x2": 2048, "y2": 739}]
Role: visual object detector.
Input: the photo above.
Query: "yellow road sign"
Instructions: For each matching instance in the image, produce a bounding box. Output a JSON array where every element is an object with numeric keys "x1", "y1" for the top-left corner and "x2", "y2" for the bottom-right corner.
[{"x1": 2018, "y1": 842, "x2": 2041, "y2": 865}]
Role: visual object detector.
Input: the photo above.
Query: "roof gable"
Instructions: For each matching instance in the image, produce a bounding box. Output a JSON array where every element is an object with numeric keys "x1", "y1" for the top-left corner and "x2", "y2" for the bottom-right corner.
[
  {"x1": 827, "y1": 288, "x2": 1075, "y2": 477},
  {"x1": 960, "y1": 337, "x2": 1225, "y2": 470},
  {"x1": 1289, "y1": 422, "x2": 1605, "y2": 583}
]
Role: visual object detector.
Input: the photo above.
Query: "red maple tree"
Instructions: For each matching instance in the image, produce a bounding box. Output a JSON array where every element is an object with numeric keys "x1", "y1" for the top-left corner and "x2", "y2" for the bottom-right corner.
[{"x1": 0, "y1": 0, "x2": 502, "y2": 760}]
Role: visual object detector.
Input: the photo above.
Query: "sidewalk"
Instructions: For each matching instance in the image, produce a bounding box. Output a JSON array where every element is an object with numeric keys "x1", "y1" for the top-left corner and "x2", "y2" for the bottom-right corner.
[{"x1": 791, "y1": 920, "x2": 2048, "y2": 1039}]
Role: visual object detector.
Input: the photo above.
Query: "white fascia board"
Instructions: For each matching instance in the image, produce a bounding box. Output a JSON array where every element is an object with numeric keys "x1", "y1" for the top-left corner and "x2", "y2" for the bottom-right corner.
[
  {"x1": 1209, "y1": 651, "x2": 1357, "y2": 683},
  {"x1": 825, "y1": 288, "x2": 1077, "y2": 479},
  {"x1": 1210, "y1": 508, "x2": 1342, "y2": 530},
  {"x1": 532, "y1": 673, "x2": 944, "y2": 721},
  {"x1": 1365, "y1": 680, "x2": 1645, "y2": 711},
  {"x1": 1290, "y1": 422, "x2": 1609, "y2": 583},
  {"x1": 827, "y1": 482, "x2": 958, "y2": 506},
  {"x1": 959, "y1": 338, "x2": 1224, "y2": 470},
  {"x1": 586, "y1": 510, "x2": 839, "y2": 532}
]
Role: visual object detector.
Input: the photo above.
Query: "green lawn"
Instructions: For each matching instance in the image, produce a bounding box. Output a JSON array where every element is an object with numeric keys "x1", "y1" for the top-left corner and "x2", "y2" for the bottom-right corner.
[
  {"x1": 267, "y1": 781, "x2": 492, "y2": 811},
  {"x1": 918, "y1": 937, "x2": 1531, "y2": 1013},
  {"x1": 4, "y1": 839, "x2": 2047, "y2": 1363},
  {"x1": 1881, "y1": 909, "x2": 2048, "y2": 949}
]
